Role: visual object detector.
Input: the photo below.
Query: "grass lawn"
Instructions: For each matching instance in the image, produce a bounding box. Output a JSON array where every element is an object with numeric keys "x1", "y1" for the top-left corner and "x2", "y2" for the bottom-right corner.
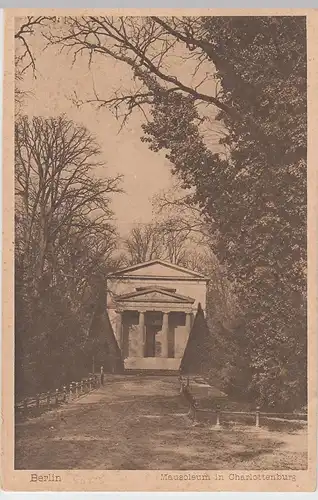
[{"x1": 15, "y1": 375, "x2": 307, "y2": 470}]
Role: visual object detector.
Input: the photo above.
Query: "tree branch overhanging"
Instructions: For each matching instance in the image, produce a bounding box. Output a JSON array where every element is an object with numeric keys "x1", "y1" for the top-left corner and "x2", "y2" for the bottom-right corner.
[{"x1": 47, "y1": 16, "x2": 274, "y2": 146}]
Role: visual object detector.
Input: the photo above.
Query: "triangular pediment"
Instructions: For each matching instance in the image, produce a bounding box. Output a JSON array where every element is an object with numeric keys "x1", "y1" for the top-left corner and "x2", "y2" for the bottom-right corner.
[
  {"x1": 109, "y1": 260, "x2": 208, "y2": 280},
  {"x1": 114, "y1": 287, "x2": 195, "y2": 304}
]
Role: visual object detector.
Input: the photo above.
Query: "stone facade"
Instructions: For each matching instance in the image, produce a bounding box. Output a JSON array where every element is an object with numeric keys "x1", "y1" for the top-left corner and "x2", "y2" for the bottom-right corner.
[{"x1": 106, "y1": 260, "x2": 209, "y2": 371}]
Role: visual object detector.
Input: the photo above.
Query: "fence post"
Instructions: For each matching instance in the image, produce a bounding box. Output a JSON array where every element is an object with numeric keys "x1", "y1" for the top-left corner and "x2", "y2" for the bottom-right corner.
[
  {"x1": 187, "y1": 402, "x2": 192, "y2": 417},
  {"x1": 179, "y1": 376, "x2": 184, "y2": 395},
  {"x1": 69, "y1": 382, "x2": 73, "y2": 400},
  {"x1": 55, "y1": 389, "x2": 59, "y2": 406},
  {"x1": 256, "y1": 406, "x2": 260, "y2": 428},
  {"x1": 80, "y1": 380, "x2": 84, "y2": 394},
  {"x1": 100, "y1": 366, "x2": 104, "y2": 386},
  {"x1": 192, "y1": 401, "x2": 198, "y2": 425},
  {"x1": 185, "y1": 389, "x2": 192, "y2": 417},
  {"x1": 215, "y1": 404, "x2": 221, "y2": 429},
  {"x1": 89, "y1": 377, "x2": 92, "y2": 391},
  {"x1": 63, "y1": 386, "x2": 67, "y2": 403},
  {"x1": 75, "y1": 382, "x2": 79, "y2": 397}
]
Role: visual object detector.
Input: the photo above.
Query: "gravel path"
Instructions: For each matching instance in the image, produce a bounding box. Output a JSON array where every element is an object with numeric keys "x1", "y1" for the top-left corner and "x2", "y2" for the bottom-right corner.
[{"x1": 15, "y1": 375, "x2": 307, "y2": 470}]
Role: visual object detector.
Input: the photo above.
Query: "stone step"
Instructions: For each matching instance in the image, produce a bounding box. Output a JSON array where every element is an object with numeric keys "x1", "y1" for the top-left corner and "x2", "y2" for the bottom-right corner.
[
  {"x1": 124, "y1": 369, "x2": 179, "y2": 377},
  {"x1": 124, "y1": 356, "x2": 181, "y2": 371}
]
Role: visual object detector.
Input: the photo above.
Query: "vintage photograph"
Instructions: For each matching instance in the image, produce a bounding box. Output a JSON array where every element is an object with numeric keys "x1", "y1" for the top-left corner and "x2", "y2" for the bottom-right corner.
[{"x1": 10, "y1": 13, "x2": 310, "y2": 479}]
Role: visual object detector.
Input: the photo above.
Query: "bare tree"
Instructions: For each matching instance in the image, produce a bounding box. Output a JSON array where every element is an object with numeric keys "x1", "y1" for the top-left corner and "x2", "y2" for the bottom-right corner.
[
  {"x1": 122, "y1": 223, "x2": 165, "y2": 265},
  {"x1": 122, "y1": 217, "x2": 203, "y2": 268},
  {"x1": 15, "y1": 114, "x2": 123, "y2": 395},
  {"x1": 157, "y1": 218, "x2": 192, "y2": 266},
  {"x1": 15, "y1": 114, "x2": 122, "y2": 293},
  {"x1": 153, "y1": 181, "x2": 216, "y2": 246}
]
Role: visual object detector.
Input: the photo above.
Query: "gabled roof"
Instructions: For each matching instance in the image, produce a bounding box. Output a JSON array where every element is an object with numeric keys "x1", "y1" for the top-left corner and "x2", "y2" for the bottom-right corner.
[
  {"x1": 108, "y1": 259, "x2": 209, "y2": 280},
  {"x1": 114, "y1": 287, "x2": 195, "y2": 304}
]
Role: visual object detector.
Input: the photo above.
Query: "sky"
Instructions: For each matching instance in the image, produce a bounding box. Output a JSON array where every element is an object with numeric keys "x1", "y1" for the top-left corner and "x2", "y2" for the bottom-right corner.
[{"x1": 17, "y1": 18, "x2": 221, "y2": 236}]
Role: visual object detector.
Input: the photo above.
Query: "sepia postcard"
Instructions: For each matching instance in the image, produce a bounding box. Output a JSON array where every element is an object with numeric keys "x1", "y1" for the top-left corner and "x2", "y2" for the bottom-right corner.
[{"x1": 1, "y1": 8, "x2": 317, "y2": 492}]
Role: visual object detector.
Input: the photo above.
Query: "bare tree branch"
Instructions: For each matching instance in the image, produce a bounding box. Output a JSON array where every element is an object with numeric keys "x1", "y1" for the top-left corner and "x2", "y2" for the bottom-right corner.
[
  {"x1": 47, "y1": 17, "x2": 238, "y2": 119},
  {"x1": 46, "y1": 16, "x2": 274, "y2": 146},
  {"x1": 15, "y1": 16, "x2": 54, "y2": 76}
]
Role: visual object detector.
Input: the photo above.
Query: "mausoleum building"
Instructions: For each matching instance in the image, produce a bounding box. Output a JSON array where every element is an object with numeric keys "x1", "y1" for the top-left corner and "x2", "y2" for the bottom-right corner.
[{"x1": 106, "y1": 260, "x2": 209, "y2": 371}]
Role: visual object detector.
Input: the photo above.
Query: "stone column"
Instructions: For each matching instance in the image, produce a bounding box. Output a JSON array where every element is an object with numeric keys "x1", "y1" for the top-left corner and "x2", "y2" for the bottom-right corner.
[
  {"x1": 116, "y1": 312, "x2": 123, "y2": 349},
  {"x1": 138, "y1": 311, "x2": 145, "y2": 357},
  {"x1": 186, "y1": 312, "x2": 192, "y2": 334},
  {"x1": 161, "y1": 312, "x2": 169, "y2": 358}
]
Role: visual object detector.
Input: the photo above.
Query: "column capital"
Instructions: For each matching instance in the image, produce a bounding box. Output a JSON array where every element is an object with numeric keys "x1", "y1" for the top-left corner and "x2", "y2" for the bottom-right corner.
[{"x1": 162, "y1": 311, "x2": 169, "y2": 325}]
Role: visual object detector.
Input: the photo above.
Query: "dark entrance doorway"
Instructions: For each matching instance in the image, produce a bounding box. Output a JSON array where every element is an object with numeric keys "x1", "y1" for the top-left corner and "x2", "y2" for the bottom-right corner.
[
  {"x1": 144, "y1": 312, "x2": 163, "y2": 357},
  {"x1": 144, "y1": 325, "x2": 161, "y2": 357}
]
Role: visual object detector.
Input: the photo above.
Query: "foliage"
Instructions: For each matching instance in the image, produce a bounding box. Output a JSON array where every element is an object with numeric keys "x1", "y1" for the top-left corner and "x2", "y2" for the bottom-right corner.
[{"x1": 141, "y1": 17, "x2": 307, "y2": 410}]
